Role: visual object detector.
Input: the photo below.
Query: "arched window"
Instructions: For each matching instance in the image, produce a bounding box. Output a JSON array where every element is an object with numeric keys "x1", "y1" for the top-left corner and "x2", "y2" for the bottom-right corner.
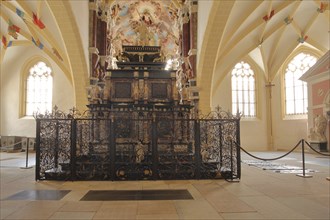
[
  {"x1": 25, "y1": 61, "x2": 53, "y2": 116},
  {"x1": 231, "y1": 61, "x2": 256, "y2": 117},
  {"x1": 284, "y1": 53, "x2": 317, "y2": 116}
]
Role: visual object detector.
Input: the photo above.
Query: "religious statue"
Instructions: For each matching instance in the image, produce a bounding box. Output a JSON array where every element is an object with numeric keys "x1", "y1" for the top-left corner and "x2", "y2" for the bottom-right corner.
[
  {"x1": 201, "y1": 144, "x2": 210, "y2": 162},
  {"x1": 136, "y1": 20, "x2": 152, "y2": 46},
  {"x1": 135, "y1": 141, "x2": 145, "y2": 163},
  {"x1": 183, "y1": 56, "x2": 194, "y2": 79},
  {"x1": 132, "y1": 10, "x2": 155, "y2": 47},
  {"x1": 309, "y1": 114, "x2": 328, "y2": 142}
]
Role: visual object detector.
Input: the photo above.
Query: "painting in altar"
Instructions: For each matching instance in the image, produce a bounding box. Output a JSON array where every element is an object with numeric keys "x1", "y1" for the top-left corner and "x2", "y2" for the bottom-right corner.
[{"x1": 108, "y1": 0, "x2": 181, "y2": 63}]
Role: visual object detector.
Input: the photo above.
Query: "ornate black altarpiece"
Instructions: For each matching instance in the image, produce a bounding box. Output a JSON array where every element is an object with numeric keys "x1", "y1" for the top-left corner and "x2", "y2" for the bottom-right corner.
[{"x1": 35, "y1": 46, "x2": 241, "y2": 181}]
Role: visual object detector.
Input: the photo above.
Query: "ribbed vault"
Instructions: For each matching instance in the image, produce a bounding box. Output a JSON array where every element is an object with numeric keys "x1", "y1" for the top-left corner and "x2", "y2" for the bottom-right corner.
[
  {"x1": 197, "y1": 1, "x2": 235, "y2": 114},
  {"x1": 46, "y1": 1, "x2": 89, "y2": 110},
  {"x1": 198, "y1": 0, "x2": 329, "y2": 113}
]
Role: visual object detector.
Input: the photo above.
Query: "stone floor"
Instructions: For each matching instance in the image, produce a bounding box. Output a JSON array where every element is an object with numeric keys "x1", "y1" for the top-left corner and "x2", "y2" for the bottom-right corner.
[{"x1": 0, "y1": 151, "x2": 329, "y2": 219}]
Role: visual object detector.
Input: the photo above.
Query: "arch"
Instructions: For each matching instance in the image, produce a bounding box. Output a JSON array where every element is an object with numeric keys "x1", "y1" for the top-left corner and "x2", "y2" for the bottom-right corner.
[
  {"x1": 47, "y1": 1, "x2": 89, "y2": 111},
  {"x1": 231, "y1": 60, "x2": 257, "y2": 118},
  {"x1": 279, "y1": 45, "x2": 323, "y2": 75},
  {"x1": 280, "y1": 46, "x2": 321, "y2": 118},
  {"x1": 197, "y1": 1, "x2": 235, "y2": 115},
  {"x1": 19, "y1": 56, "x2": 53, "y2": 117},
  {"x1": 211, "y1": 55, "x2": 263, "y2": 118}
]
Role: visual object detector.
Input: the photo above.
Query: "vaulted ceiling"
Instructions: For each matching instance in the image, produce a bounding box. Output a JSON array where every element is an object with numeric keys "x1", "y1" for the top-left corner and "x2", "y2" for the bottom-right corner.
[
  {"x1": 1, "y1": 0, "x2": 71, "y2": 79},
  {"x1": 0, "y1": 0, "x2": 89, "y2": 109},
  {"x1": 217, "y1": 0, "x2": 329, "y2": 81},
  {"x1": 197, "y1": 0, "x2": 329, "y2": 112}
]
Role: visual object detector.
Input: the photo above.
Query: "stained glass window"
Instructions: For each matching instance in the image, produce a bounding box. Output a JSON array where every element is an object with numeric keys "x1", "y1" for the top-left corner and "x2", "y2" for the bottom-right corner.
[
  {"x1": 284, "y1": 53, "x2": 317, "y2": 115},
  {"x1": 231, "y1": 61, "x2": 256, "y2": 118},
  {"x1": 25, "y1": 62, "x2": 53, "y2": 116}
]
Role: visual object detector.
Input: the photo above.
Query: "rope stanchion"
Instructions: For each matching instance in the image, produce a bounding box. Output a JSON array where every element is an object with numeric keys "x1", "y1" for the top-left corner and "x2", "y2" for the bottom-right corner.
[
  {"x1": 238, "y1": 139, "x2": 316, "y2": 178},
  {"x1": 303, "y1": 140, "x2": 330, "y2": 181},
  {"x1": 296, "y1": 139, "x2": 312, "y2": 178},
  {"x1": 0, "y1": 141, "x2": 23, "y2": 150},
  {"x1": 20, "y1": 138, "x2": 33, "y2": 169},
  {"x1": 238, "y1": 139, "x2": 302, "y2": 161},
  {"x1": 304, "y1": 140, "x2": 330, "y2": 157}
]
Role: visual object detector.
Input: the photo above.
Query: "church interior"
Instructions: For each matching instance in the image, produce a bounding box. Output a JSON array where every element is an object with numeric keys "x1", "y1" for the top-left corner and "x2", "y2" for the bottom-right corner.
[{"x1": 0, "y1": 0, "x2": 329, "y2": 219}]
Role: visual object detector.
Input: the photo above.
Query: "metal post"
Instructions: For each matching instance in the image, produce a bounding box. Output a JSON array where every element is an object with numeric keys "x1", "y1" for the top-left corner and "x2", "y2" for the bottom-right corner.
[
  {"x1": 70, "y1": 119, "x2": 77, "y2": 181},
  {"x1": 110, "y1": 116, "x2": 116, "y2": 180},
  {"x1": 219, "y1": 122, "x2": 223, "y2": 167},
  {"x1": 35, "y1": 119, "x2": 41, "y2": 180},
  {"x1": 236, "y1": 119, "x2": 241, "y2": 180},
  {"x1": 226, "y1": 120, "x2": 241, "y2": 182},
  {"x1": 297, "y1": 139, "x2": 312, "y2": 178},
  {"x1": 21, "y1": 137, "x2": 33, "y2": 169},
  {"x1": 54, "y1": 121, "x2": 59, "y2": 169},
  {"x1": 230, "y1": 140, "x2": 233, "y2": 180},
  {"x1": 151, "y1": 115, "x2": 158, "y2": 180},
  {"x1": 194, "y1": 120, "x2": 201, "y2": 179}
]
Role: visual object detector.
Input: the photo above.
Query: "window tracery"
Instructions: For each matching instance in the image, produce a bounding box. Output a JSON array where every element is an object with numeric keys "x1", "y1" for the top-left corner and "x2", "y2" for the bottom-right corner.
[
  {"x1": 25, "y1": 61, "x2": 53, "y2": 115},
  {"x1": 284, "y1": 53, "x2": 317, "y2": 116},
  {"x1": 231, "y1": 61, "x2": 256, "y2": 118}
]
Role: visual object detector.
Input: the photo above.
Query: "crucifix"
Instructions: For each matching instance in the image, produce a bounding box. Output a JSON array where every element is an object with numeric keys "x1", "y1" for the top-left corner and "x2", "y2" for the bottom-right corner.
[
  {"x1": 265, "y1": 81, "x2": 275, "y2": 150},
  {"x1": 265, "y1": 81, "x2": 275, "y2": 98}
]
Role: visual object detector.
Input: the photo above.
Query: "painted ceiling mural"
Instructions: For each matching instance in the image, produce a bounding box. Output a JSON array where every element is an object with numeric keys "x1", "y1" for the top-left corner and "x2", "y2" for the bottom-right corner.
[{"x1": 107, "y1": 0, "x2": 181, "y2": 62}]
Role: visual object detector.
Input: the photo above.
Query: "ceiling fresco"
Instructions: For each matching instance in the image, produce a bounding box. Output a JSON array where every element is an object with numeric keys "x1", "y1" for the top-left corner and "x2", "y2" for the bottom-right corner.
[{"x1": 107, "y1": 0, "x2": 181, "y2": 61}]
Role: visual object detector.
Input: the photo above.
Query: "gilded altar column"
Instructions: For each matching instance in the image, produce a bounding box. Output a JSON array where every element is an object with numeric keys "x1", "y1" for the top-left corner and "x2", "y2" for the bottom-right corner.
[
  {"x1": 96, "y1": 3, "x2": 108, "y2": 82},
  {"x1": 180, "y1": 2, "x2": 191, "y2": 103},
  {"x1": 182, "y1": 4, "x2": 190, "y2": 60},
  {"x1": 181, "y1": 2, "x2": 190, "y2": 68},
  {"x1": 88, "y1": 0, "x2": 109, "y2": 106},
  {"x1": 89, "y1": 0, "x2": 99, "y2": 79},
  {"x1": 187, "y1": 0, "x2": 199, "y2": 115},
  {"x1": 188, "y1": 0, "x2": 198, "y2": 79}
]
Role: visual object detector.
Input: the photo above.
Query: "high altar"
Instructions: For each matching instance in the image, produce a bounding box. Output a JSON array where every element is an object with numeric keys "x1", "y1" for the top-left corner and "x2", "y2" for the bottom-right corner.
[
  {"x1": 35, "y1": 0, "x2": 241, "y2": 181},
  {"x1": 83, "y1": 44, "x2": 197, "y2": 180}
]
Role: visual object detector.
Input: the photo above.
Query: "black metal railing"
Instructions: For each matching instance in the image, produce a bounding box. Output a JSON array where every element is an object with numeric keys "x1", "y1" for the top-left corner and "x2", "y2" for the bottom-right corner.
[{"x1": 35, "y1": 108, "x2": 241, "y2": 181}]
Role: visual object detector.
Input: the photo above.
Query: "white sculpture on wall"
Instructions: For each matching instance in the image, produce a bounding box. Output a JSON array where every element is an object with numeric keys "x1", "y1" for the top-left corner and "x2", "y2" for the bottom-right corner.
[{"x1": 309, "y1": 114, "x2": 328, "y2": 142}]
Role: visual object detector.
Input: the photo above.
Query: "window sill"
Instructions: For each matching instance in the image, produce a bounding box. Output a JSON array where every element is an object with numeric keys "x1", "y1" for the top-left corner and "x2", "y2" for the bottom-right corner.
[
  {"x1": 240, "y1": 117, "x2": 259, "y2": 122},
  {"x1": 20, "y1": 116, "x2": 35, "y2": 120},
  {"x1": 283, "y1": 115, "x2": 307, "y2": 120}
]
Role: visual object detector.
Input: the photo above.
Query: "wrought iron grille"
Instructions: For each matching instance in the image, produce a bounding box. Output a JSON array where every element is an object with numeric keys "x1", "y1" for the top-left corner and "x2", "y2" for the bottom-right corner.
[{"x1": 36, "y1": 107, "x2": 241, "y2": 181}]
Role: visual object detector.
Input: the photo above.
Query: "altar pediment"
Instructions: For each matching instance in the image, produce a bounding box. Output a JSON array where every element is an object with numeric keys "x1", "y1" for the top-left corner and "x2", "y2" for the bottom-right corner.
[{"x1": 119, "y1": 45, "x2": 164, "y2": 63}]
